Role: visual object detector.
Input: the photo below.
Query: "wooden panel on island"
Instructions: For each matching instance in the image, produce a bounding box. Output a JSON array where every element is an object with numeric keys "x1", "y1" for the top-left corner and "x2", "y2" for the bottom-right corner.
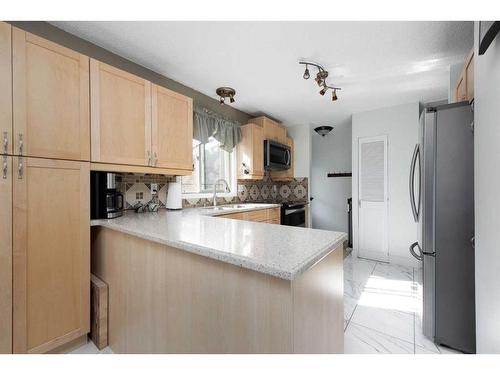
[
  {"x1": 91, "y1": 227, "x2": 343, "y2": 353},
  {"x1": 218, "y1": 207, "x2": 281, "y2": 224}
]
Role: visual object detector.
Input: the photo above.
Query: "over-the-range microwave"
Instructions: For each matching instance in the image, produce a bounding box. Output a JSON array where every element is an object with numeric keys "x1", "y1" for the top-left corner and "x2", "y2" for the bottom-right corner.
[{"x1": 264, "y1": 140, "x2": 291, "y2": 171}]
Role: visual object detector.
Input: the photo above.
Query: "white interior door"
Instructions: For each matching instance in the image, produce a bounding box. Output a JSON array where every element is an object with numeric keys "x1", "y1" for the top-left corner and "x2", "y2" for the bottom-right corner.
[{"x1": 358, "y1": 136, "x2": 388, "y2": 262}]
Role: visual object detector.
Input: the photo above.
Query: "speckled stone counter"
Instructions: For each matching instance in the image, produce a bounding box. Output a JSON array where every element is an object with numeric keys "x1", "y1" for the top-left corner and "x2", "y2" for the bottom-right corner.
[{"x1": 91, "y1": 204, "x2": 346, "y2": 280}]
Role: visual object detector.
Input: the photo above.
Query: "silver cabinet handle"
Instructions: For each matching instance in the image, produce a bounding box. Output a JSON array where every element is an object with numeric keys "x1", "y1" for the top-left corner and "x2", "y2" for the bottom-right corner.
[
  {"x1": 154, "y1": 152, "x2": 158, "y2": 166},
  {"x1": 17, "y1": 157, "x2": 23, "y2": 179},
  {"x1": 147, "y1": 150, "x2": 151, "y2": 166},
  {"x1": 2, "y1": 131, "x2": 7, "y2": 154},
  {"x1": 2, "y1": 156, "x2": 7, "y2": 179},
  {"x1": 18, "y1": 133, "x2": 24, "y2": 155}
]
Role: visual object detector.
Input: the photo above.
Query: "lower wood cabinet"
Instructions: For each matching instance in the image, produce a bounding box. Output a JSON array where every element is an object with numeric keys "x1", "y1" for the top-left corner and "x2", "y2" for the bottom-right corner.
[
  {"x1": 218, "y1": 207, "x2": 281, "y2": 224},
  {"x1": 0, "y1": 155, "x2": 12, "y2": 354},
  {"x1": 12, "y1": 157, "x2": 90, "y2": 353}
]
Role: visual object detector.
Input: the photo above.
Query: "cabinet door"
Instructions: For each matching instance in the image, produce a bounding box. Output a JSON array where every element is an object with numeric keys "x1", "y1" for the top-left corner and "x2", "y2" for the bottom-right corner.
[
  {"x1": 151, "y1": 84, "x2": 193, "y2": 170},
  {"x1": 13, "y1": 158, "x2": 90, "y2": 353},
  {"x1": 90, "y1": 59, "x2": 151, "y2": 166},
  {"x1": 12, "y1": 28, "x2": 90, "y2": 160},
  {"x1": 237, "y1": 123, "x2": 264, "y2": 179},
  {"x1": 0, "y1": 155, "x2": 12, "y2": 353},
  {"x1": 252, "y1": 125, "x2": 264, "y2": 176},
  {"x1": 0, "y1": 23, "x2": 12, "y2": 155},
  {"x1": 465, "y1": 53, "x2": 474, "y2": 101},
  {"x1": 455, "y1": 74, "x2": 466, "y2": 102}
]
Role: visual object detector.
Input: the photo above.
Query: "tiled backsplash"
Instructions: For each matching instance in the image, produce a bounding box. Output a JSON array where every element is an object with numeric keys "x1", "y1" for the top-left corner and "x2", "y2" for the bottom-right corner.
[{"x1": 116, "y1": 173, "x2": 308, "y2": 209}]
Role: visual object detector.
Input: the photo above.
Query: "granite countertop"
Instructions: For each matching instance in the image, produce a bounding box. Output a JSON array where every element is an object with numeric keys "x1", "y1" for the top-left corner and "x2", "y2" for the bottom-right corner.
[{"x1": 91, "y1": 204, "x2": 347, "y2": 280}]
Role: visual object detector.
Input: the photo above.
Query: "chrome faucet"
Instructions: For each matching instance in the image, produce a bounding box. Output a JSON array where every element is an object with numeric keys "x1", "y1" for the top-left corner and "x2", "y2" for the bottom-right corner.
[{"x1": 213, "y1": 179, "x2": 230, "y2": 207}]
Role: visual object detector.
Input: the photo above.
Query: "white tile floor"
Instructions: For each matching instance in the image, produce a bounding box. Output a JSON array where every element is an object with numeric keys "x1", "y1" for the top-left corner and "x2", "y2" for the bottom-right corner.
[
  {"x1": 343, "y1": 253, "x2": 461, "y2": 354},
  {"x1": 70, "y1": 253, "x2": 462, "y2": 354}
]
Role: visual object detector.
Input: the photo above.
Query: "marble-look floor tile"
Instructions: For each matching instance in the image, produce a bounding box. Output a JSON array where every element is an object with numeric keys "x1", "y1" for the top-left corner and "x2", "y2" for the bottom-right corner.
[
  {"x1": 415, "y1": 346, "x2": 439, "y2": 354},
  {"x1": 438, "y1": 345, "x2": 463, "y2": 354},
  {"x1": 351, "y1": 304, "x2": 414, "y2": 343},
  {"x1": 414, "y1": 314, "x2": 440, "y2": 353},
  {"x1": 69, "y1": 341, "x2": 114, "y2": 354},
  {"x1": 344, "y1": 255, "x2": 377, "y2": 283},
  {"x1": 372, "y1": 262, "x2": 414, "y2": 282},
  {"x1": 344, "y1": 323, "x2": 414, "y2": 354},
  {"x1": 344, "y1": 278, "x2": 364, "y2": 321}
]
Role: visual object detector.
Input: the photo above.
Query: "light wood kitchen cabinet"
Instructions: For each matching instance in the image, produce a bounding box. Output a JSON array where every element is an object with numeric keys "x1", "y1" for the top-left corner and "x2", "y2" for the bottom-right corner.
[
  {"x1": 454, "y1": 49, "x2": 474, "y2": 103},
  {"x1": 1, "y1": 23, "x2": 12, "y2": 156},
  {"x1": 0, "y1": 155, "x2": 12, "y2": 353},
  {"x1": 12, "y1": 28, "x2": 90, "y2": 161},
  {"x1": 252, "y1": 116, "x2": 287, "y2": 144},
  {"x1": 218, "y1": 207, "x2": 281, "y2": 224},
  {"x1": 90, "y1": 59, "x2": 151, "y2": 166},
  {"x1": 12, "y1": 157, "x2": 90, "y2": 353},
  {"x1": 152, "y1": 84, "x2": 193, "y2": 171},
  {"x1": 237, "y1": 123, "x2": 264, "y2": 179},
  {"x1": 271, "y1": 137, "x2": 294, "y2": 181}
]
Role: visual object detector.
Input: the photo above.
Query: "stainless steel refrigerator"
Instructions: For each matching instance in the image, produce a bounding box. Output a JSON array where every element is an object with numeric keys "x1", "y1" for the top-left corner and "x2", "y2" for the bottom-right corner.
[{"x1": 409, "y1": 101, "x2": 476, "y2": 353}]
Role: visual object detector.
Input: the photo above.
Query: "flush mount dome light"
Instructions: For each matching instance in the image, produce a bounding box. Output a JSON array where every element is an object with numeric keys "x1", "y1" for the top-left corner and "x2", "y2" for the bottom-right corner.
[
  {"x1": 216, "y1": 87, "x2": 236, "y2": 105},
  {"x1": 314, "y1": 125, "x2": 334, "y2": 137}
]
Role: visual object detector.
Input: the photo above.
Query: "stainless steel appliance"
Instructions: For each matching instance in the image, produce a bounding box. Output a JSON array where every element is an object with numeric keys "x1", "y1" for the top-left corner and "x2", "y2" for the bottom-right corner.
[
  {"x1": 264, "y1": 140, "x2": 291, "y2": 171},
  {"x1": 91, "y1": 172, "x2": 124, "y2": 219},
  {"x1": 409, "y1": 101, "x2": 475, "y2": 353},
  {"x1": 281, "y1": 202, "x2": 307, "y2": 227}
]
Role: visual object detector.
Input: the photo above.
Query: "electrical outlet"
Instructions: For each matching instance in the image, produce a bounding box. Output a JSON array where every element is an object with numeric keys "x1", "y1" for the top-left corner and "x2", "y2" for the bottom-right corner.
[{"x1": 151, "y1": 183, "x2": 158, "y2": 194}]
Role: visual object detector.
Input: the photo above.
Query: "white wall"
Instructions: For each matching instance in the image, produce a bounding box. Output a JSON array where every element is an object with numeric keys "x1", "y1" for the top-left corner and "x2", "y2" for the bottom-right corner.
[
  {"x1": 310, "y1": 120, "x2": 352, "y2": 233},
  {"x1": 474, "y1": 22, "x2": 500, "y2": 354},
  {"x1": 352, "y1": 102, "x2": 419, "y2": 267}
]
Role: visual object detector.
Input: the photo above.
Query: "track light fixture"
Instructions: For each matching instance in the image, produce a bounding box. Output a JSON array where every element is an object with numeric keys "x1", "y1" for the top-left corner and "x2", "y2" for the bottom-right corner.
[
  {"x1": 299, "y1": 61, "x2": 341, "y2": 101},
  {"x1": 216, "y1": 87, "x2": 236, "y2": 105},
  {"x1": 303, "y1": 64, "x2": 310, "y2": 79}
]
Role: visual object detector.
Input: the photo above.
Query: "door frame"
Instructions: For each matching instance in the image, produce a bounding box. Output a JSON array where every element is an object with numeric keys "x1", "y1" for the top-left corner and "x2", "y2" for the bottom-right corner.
[{"x1": 356, "y1": 135, "x2": 389, "y2": 262}]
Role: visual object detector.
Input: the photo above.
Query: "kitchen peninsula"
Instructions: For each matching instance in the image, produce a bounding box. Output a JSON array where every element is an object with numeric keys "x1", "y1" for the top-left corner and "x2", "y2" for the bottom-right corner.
[{"x1": 91, "y1": 204, "x2": 346, "y2": 353}]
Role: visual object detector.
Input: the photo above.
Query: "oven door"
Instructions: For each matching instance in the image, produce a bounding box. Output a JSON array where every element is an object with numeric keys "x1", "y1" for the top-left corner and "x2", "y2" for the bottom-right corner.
[
  {"x1": 265, "y1": 140, "x2": 291, "y2": 171},
  {"x1": 282, "y1": 206, "x2": 306, "y2": 227}
]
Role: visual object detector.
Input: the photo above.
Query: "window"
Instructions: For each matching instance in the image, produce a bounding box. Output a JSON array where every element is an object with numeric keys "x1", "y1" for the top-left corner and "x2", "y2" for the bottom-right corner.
[{"x1": 182, "y1": 137, "x2": 236, "y2": 197}]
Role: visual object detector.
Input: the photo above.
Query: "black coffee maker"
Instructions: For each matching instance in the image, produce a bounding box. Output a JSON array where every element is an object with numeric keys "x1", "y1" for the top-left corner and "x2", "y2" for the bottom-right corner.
[{"x1": 91, "y1": 172, "x2": 124, "y2": 219}]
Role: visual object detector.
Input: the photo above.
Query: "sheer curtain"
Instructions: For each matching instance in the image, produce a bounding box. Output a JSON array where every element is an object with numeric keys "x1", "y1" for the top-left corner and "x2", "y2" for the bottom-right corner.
[{"x1": 193, "y1": 107, "x2": 242, "y2": 152}]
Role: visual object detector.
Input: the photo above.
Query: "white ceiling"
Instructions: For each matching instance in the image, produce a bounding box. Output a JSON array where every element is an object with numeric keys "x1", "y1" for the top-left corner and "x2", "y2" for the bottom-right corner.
[{"x1": 51, "y1": 21, "x2": 473, "y2": 127}]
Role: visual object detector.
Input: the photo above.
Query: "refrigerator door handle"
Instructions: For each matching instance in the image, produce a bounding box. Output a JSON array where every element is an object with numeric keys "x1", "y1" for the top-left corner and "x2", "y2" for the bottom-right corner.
[
  {"x1": 409, "y1": 241, "x2": 423, "y2": 261},
  {"x1": 409, "y1": 143, "x2": 420, "y2": 222}
]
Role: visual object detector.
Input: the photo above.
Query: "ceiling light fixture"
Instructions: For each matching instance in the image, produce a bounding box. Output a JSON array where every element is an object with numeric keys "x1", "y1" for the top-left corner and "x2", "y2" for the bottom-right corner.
[
  {"x1": 299, "y1": 61, "x2": 341, "y2": 101},
  {"x1": 303, "y1": 64, "x2": 310, "y2": 79},
  {"x1": 216, "y1": 87, "x2": 236, "y2": 105},
  {"x1": 314, "y1": 126, "x2": 334, "y2": 137}
]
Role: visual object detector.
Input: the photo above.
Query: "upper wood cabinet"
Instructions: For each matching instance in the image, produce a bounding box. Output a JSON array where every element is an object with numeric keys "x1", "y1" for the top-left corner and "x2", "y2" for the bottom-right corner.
[
  {"x1": 12, "y1": 28, "x2": 90, "y2": 161},
  {"x1": 454, "y1": 49, "x2": 474, "y2": 103},
  {"x1": 252, "y1": 116, "x2": 287, "y2": 144},
  {"x1": 0, "y1": 23, "x2": 12, "y2": 155},
  {"x1": 237, "y1": 122, "x2": 264, "y2": 179},
  {"x1": 0, "y1": 155, "x2": 12, "y2": 353},
  {"x1": 91, "y1": 60, "x2": 193, "y2": 173},
  {"x1": 152, "y1": 84, "x2": 193, "y2": 170},
  {"x1": 12, "y1": 157, "x2": 90, "y2": 353},
  {"x1": 90, "y1": 59, "x2": 151, "y2": 166}
]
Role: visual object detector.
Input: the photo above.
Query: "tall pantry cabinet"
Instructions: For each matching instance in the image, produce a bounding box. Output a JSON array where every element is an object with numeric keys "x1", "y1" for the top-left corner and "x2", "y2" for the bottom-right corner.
[{"x1": 1, "y1": 23, "x2": 90, "y2": 354}]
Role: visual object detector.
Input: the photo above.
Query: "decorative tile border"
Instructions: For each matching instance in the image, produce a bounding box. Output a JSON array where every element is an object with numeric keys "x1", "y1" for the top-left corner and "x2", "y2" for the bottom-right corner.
[{"x1": 115, "y1": 172, "x2": 308, "y2": 210}]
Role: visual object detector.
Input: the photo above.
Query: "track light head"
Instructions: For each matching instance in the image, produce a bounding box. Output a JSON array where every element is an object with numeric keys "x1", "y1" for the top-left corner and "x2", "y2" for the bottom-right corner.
[
  {"x1": 331, "y1": 89, "x2": 338, "y2": 101},
  {"x1": 216, "y1": 87, "x2": 236, "y2": 106},
  {"x1": 303, "y1": 65, "x2": 310, "y2": 79},
  {"x1": 319, "y1": 86, "x2": 328, "y2": 96}
]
